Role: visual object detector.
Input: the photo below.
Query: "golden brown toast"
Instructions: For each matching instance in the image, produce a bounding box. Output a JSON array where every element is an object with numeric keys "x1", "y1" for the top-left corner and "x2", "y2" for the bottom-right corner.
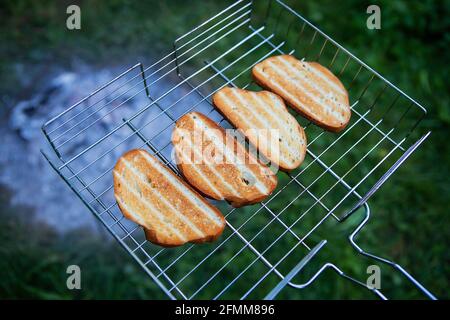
[
  {"x1": 212, "y1": 87, "x2": 307, "y2": 171},
  {"x1": 172, "y1": 112, "x2": 278, "y2": 207},
  {"x1": 113, "y1": 149, "x2": 226, "y2": 247},
  {"x1": 252, "y1": 55, "x2": 351, "y2": 132}
]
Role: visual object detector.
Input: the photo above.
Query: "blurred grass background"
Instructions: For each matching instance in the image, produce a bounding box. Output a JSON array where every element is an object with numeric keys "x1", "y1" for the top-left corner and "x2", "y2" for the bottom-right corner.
[{"x1": 0, "y1": 0, "x2": 448, "y2": 299}]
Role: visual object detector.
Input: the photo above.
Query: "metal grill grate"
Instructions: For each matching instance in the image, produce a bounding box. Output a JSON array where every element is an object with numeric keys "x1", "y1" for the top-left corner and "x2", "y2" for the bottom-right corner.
[{"x1": 41, "y1": 0, "x2": 435, "y2": 299}]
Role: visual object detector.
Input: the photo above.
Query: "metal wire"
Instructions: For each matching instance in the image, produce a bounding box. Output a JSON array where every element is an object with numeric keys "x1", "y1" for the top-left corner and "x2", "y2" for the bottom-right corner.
[{"x1": 41, "y1": 0, "x2": 433, "y2": 299}]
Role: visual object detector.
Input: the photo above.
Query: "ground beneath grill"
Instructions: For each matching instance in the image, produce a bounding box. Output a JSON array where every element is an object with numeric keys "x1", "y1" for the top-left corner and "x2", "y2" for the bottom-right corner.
[{"x1": 0, "y1": 60, "x2": 179, "y2": 232}]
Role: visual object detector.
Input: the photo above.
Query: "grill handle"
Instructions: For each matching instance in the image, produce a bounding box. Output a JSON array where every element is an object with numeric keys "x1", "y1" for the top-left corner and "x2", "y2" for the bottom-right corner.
[
  {"x1": 348, "y1": 203, "x2": 437, "y2": 300},
  {"x1": 267, "y1": 202, "x2": 437, "y2": 300},
  {"x1": 264, "y1": 240, "x2": 327, "y2": 300},
  {"x1": 341, "y1": 131, "x2": 431, "y2": 221}
]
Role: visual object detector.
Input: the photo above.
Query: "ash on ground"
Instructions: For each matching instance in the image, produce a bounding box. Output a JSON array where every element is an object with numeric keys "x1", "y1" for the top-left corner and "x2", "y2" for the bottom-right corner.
[{"x1": 0, "y1": 61, "x2": 215, "y2": 232}]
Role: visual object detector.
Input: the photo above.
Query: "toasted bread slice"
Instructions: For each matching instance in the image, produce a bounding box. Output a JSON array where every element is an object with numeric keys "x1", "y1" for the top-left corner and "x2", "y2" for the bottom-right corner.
[
  {"x1": 172, "y1": 112, "x2": 278, "y2": 207},
  {"x1": 212, "y1": 87, "x2": 307, "y2": 171},
  {"x1": 113, "y1": 149, "x2": 226, "y2": 247},
  {"x1": 252, "y1": 55, "x2": 351, "y2": 132}
]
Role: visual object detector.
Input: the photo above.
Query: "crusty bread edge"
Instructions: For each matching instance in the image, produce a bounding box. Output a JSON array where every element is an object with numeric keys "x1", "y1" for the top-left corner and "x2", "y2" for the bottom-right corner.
[
  {"x1": 251, "y1": 56, "x2": 351, "y2": 133},
  {"x1": 212, "y1": 88, "x2": 307, "y2": 172},
  {"x1": 113, "y1": 149, "x2": 226, "y2": 247},
  {"x1": 176, "y1": 158, "x2": 273, "y2": 208},
  {"x1": 173, "y1": 113, "x2": 278, "y2": 208}
]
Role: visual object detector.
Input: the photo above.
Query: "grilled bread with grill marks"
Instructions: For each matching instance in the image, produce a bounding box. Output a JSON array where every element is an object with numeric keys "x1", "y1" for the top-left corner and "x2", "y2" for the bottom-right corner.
[
  {"x1": 113, "y1": 149, "x2": 226, "y2": 247},
  {"x1": 212, "y1": 87, "x2": 307, "y2": 171},
  {"x1": 252, "y1": 55, "x2": 351, "y2": 132},
  {"x1": 172, "y1": 112, "x2": 278, "y2": 208}
]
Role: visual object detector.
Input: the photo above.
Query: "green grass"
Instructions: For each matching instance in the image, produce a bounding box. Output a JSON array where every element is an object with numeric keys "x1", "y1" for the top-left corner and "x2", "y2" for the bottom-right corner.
[
  {"x1": 0, "y1": 0, "x2": 448, "y2": 299},
  {"x1": 0, "y1": 188, "x2": 167, "y2": 299}
]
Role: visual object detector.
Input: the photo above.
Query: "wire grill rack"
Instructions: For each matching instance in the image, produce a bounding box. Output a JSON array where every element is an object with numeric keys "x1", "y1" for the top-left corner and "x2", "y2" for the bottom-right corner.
[{"x1": 41, "y1": 0, "x2": 436, "y2": 299}]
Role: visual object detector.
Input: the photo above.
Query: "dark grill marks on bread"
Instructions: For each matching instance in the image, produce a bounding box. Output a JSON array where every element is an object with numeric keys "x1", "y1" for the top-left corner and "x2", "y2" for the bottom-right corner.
[
  {"x1": 172, "y1": 112, "x2": 278, "y2": 208},
  {"x1": 212, "y1": 87, "x2": 307, "y2": 171},
  {"x1": 113, "y1": 149, "x2": 226, "y2": 247},
  {"x1": 252, "y1": 54, "x2": 351, "y2": 132}
]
